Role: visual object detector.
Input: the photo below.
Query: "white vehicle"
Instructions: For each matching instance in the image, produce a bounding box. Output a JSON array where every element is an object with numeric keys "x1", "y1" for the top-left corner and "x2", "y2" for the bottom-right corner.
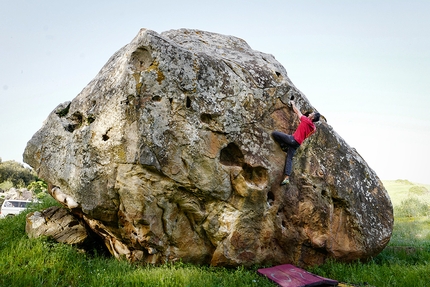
[{"x1": 0, "y1": 199, "x2": 32, "y2": 218}]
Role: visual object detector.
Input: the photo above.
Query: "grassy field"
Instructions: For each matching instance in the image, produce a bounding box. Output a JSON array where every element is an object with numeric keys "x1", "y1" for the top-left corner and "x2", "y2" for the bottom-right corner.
[
  {"x1": 1, "y1": 180, "x2": 429, "y2": 286},
  {"x1": 382, "y1": 180, "x2": 430, "y2": 208}
]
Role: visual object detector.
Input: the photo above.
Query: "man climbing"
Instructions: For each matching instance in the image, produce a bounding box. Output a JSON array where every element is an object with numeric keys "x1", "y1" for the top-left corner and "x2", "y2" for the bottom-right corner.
[{"x1": 272, "y1": 100, "x2": 320, "y2": 185}]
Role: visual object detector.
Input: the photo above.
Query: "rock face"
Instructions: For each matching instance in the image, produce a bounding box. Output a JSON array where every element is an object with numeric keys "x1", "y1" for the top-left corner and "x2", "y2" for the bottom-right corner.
[
  {"x1": 26, "y1": 206, "x2": 88, "y2": 245},
  {"x1": 24, "y1": 28, "x2": 393, "y2": 267}
]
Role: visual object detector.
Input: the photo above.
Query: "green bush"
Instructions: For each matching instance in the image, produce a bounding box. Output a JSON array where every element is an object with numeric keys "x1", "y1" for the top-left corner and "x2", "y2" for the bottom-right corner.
[
  {"x1": 27, "y1": 180, "x2": 48, "y2": 194},
  {"x1": 394, "y1": 197, "x2": 429, "y2": 217},
  {"x1": 0, "y1": 160, "x2": 36, "y2": 188},
  {"x1": 0, "y1": 180, "x2": 14, "y2": 191}
]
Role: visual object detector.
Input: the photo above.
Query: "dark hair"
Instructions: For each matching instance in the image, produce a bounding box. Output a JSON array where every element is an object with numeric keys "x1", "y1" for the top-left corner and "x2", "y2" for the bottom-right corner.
[{"x1": 312, "y1": 112, "x2": 320, "y2": 122}]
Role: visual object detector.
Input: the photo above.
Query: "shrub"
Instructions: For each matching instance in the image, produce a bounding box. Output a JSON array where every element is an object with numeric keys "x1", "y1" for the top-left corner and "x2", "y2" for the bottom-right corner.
[
  {"x1": 394, "y1": 197, "x2": 429, "y2": 217},
  {"x1": 0, "y1": 180, "x2": 14, "y2": 191},
  {"x1": 0, "y1": 160, "x2": 36, "y2": 188},
  {"x1": 27, "y1": 180, "x2": 48, "y2": 194}
]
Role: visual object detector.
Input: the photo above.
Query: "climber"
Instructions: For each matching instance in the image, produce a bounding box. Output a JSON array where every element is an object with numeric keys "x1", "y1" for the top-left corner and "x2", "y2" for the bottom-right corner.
[{"x1": 272, "y1": 100, "x2": 320, "y2": 185}]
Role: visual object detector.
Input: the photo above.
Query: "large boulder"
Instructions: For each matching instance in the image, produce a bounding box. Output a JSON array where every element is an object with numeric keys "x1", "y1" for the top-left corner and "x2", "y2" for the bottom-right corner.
[{"x1": 24, "y1": 28, "x2": 393, "y2": 267}]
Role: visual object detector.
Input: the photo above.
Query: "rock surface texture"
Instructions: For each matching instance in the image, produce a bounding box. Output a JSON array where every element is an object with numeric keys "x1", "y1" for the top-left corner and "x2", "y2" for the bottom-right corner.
[
  {"x1": 24, "y1": 28, "x2": 393, "y2": 267},
  {"x1": 26, "y1": 206, "x2": 88, "y2": 245}
]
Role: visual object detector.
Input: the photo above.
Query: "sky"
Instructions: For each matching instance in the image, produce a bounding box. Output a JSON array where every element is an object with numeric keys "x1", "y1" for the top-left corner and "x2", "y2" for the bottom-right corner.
[{"x1": 1, "y1": 0, "x2": 429, "y2": 184}]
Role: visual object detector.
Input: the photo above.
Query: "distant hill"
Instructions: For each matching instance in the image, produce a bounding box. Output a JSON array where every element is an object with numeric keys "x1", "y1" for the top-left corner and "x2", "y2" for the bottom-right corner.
[{"x1": 382, "y1": 180, "x2": 430, "y2": 207}]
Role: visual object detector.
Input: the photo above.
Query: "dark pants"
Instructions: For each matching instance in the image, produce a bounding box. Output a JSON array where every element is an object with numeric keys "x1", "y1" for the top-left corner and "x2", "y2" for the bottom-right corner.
[{"x1": 272, "y1": 131, "x2": 300, "y2": 176}]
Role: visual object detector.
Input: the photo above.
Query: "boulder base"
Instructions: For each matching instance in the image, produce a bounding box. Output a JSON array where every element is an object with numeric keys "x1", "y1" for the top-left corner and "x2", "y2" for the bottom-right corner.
[{"x1": 26, "y1": 206, "x2": 88, "y2": 245}]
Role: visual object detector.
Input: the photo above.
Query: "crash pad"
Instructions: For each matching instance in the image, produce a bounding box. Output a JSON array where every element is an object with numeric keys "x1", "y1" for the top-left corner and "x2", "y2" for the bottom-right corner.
[{"x1": 257, "y1": 264, "x2": 338, "y2": 287}]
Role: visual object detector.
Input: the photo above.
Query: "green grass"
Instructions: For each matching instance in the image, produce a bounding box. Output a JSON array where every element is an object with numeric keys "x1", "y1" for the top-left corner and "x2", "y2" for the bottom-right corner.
[{"x1": 1, "y1": 180, "x2": 430, "y2": 286}]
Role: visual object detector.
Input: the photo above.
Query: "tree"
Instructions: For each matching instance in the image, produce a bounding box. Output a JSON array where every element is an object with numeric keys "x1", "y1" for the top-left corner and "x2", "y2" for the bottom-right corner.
[{"x1": 0, "y1": 160, "x2": 36, "y2": 188}]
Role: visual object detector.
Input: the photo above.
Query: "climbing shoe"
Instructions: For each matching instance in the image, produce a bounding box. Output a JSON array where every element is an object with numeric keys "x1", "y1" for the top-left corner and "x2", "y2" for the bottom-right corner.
[{"x1": 280, "y1": 178, "x2": 290, "y2": 185}]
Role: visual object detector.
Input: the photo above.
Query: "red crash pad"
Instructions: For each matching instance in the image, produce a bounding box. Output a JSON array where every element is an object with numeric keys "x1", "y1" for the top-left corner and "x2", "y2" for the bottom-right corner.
[{"x1": 257, "y1": 264, "x2": 338, "y2": 287}]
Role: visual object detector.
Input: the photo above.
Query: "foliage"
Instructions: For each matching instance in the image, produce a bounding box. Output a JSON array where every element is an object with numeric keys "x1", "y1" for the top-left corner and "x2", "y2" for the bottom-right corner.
[
  {"x1": 394, "y1": 197, "x2": 430, "y2": 217},
  {"x1": 35, "y1": 191, "x2": 49, "y2": 200},
  {"x1": 0, "y1": 160, "x2": 36, "y2": 188},
  {"x1": 55, "y1": 102, "x2": 71, "y2": 118},
  {"x1": 27, "y1": 180, "x2": 48, "y2": 194},
  {"x1": 0, "y1": 180, "x2": 14, "y2": 191}
]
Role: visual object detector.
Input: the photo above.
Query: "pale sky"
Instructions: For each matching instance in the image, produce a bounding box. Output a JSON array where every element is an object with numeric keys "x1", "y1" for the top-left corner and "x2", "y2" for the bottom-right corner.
[{"x1": 1, "y1": 0, "x2": 429, "y2": 184}]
